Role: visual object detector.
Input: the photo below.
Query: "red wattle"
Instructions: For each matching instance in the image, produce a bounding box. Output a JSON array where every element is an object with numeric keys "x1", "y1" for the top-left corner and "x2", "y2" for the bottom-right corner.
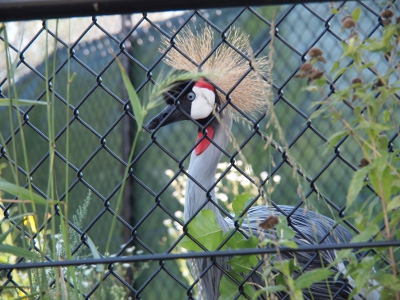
[{"x1": 195, "y1": 126, "x2": 214, "y2": 155}]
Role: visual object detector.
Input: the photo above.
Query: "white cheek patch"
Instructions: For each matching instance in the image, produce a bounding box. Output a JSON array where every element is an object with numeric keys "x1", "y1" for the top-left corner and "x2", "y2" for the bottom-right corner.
[{"x1": 190, "y1": 86, "x2": 215, "y2": 119}]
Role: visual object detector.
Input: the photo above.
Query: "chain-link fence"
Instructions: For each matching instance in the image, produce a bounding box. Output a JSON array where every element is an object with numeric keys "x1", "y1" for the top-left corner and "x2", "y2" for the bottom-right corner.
[{"x1": 0, "y1": 1, "x2": 399, "y2": 299}]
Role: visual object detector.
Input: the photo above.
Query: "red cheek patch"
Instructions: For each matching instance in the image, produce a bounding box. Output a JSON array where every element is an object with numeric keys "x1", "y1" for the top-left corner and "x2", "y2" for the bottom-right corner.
[{"x1": 195, "y1": 126, "x2": 214, "y2": 155}]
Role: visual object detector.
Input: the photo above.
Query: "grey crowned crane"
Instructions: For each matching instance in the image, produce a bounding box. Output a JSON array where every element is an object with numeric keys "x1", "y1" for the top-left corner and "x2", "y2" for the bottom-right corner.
[{"x1": 146, "y1": 27, "x2": 379, "y2": 300}]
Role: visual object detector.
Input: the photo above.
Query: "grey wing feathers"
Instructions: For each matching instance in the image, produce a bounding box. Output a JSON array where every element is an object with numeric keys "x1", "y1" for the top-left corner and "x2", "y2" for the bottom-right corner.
[{"x1": 225, "y1": 205, "x2": 356, "y2": 300}]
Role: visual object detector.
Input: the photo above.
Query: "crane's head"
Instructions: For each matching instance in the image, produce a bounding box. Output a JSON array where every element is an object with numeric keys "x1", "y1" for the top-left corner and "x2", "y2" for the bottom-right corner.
[{"x1": 147, "y1": 78, "x2": 220, "y2": 130}]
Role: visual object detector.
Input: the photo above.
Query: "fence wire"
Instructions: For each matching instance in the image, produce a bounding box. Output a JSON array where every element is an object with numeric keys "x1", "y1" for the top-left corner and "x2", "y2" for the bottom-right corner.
[{"x1": 0, "y1": 1, "x2": 399, "y2": 299}]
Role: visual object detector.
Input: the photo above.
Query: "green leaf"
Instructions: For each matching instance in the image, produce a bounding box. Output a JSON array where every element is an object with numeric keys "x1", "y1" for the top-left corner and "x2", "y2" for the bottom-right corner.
[
  {"x1": 236, "y1": 235, "x2": 259, "y2": 249},
  {"x1": 252, "y1": 285, "x2": 287, "y2": 298},
  {"x1": 0, "y1": 177, "x2": 59, "y2": 205},
  {"x1": 369, "y1": 165, "x2": 391, "y2": 204},
  {"x1": 219, "y1": 274, "x2": 242, "y2": 300},
  {"x1": 383, "y1": 110, "x2": 390, "y2": 123},
  {"x1": 351, "y1": 225, "x2": 379, "y2": 243},
  {"x1": 276, "y1": 273, "x2": 286, "y2": 286},
  {"x1": 232, "y1": 193, "x2": 252, "y2": 217},
  {"x1": 227, "y1": 254, "x2": 256, "y2": 274},
  {"x1": 276, "y1": 215, "x2": 295, "y2": 240},
  {"x1": 388, "y1": 195, "x2": 400, "y2": 211},
  {"x1": 87, "y1": 236, "x2": 103, "y2": 272},
  {"x1": 334, "y1": 66, "x2": 348, "y2": 78},
  {"x1": 328, "y1": 129, "x2": 348, "y2": 147},
  {"x1": 226, "y1": 235, "x2": 259, "y2": 274},
  {"x1": 219, "y1": 272, "x2": 255, "y2": 300},
  {"x1": 355, "y1": 120, "x2": 391, "y2": 132},
  {"x1": 351, "y1": 7, "x2": 361, "y2": 22},
  {"x1": 346, "y1": 167, "x2": 369, "y2": 209},
  {"x1": 378, "y1": 134, "x2": 389, "y2": 153},
  {"x1": 382, "y1": 25, "x2": 397, "y2": 47},
  {"x1": 0, "y1": 99, "x2": 47, "y2": 106},
  {"x1": 315, "y1": 77, "x2": 326, "y2": 87},
  {"x1": 278, "y1": 240, "x2": 298, "y2": 249},
  {"x1": 224, "y1": 230, "x2": 246, "y2": 249},
  {"x1": 330, "y1": 61, "x2": 340, "y2": 73},
  {"x1": 275, "y1": 258, "x2": 296, "y2": 277},
  {"x1": 0, "y1": 221, "x2": 17, "y2": 244},
  {"x1": 0, "y1": 244, "x2": 39, "y2": 259},
  {"x1": 179, "y1": 210, "x2": 223, "y2": 251},
  {"x1": 294, "y1": 269, "x2": 333, "y2": 289},
  {"x1": 358, "y1": 61, "x2": 376, "y2": 71},
  {"x1": 379, "y1": 274, "x2": 400, "y2": 291},
  {"x1": 115, "y1": 58, "x2": 144, "y2": 129}
]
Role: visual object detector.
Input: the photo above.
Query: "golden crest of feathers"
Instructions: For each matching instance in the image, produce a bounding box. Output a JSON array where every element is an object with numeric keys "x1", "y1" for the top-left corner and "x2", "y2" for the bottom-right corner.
[{"x1": 161, "y1": 26, "x2": 270, "y2": 118}]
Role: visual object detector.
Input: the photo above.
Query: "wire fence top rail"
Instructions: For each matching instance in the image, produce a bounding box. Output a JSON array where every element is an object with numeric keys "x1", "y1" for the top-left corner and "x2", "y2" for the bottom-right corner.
[{"x1": 1, "y1": 0, "x2": 350, "y2": 22}]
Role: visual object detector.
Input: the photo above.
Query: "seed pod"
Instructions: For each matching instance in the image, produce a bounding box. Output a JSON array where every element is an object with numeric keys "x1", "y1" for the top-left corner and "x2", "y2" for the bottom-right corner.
[
  {"x1": 341, "y1": 18, "x2": 356, "y2": 29},
  {"x1": 308, "y1": 69, "x2": 324, "y2": 81},
  {"x1": 381, "y1": 18, "x2": 391, "y2": 26},
  {"x1": 372, "y1": 78, "x2": 385, "y2": 90},
  {"x1": 308, "y1": 47, "x2": 323, "y2": 58},
  {"x1": 341, "y1": 15, "x2": 353, "y2": 22},
  {"x1": 351, "y1": 78, "x2": 364, "y2": 86},
  {"x1": 317, "y1": 56, "x2": 327, "y2": 63},
  {"x1": 259, "y1": 216, "x2": 279, "y2": 230},
  {"x1": 295, "y1": 73, "x2": 308, "y2": 78},
  {"x1": 300, "y1": 62, "x2": 313, "y2": 72},
  {"x1": 358, "y1": 158, "x2": 369, "y2": 168},
  {"x1": 381, "y1": 9, "x2": 394, "y2": 19}
]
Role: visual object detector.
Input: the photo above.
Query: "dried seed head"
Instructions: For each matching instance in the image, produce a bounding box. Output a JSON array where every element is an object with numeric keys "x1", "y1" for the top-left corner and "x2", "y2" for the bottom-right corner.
[
  {"x1": 308, "y1": 69, "x2": 324, "y2": 81},
  {"x1": 372, "y1": 78, "x2": 385, "y2": 89},
  {"x1": 308, "y1": 47, "x2": 323, "y2": 58},
  {"x1": 317, "y1": 56, "x2": 327, "y2": 63},
  {"x1": 396, "y1": 17, "x2": 400, "y2": 24},
  {"x1": 300, "y1": 62, "x2": 313, "y2": 72},
  {"x1": 381, "y1": 9, "x2": 394, "y2": 19},
  {"x1": 295, "y1": 73, "x2": 308, "y2": 78},
  {"x1": 381, "y1": 18, "x2": 392, "y2": 26},
  {"x1": 351, "y1": 78, "x2": 364, "y2": 85},
  {"x1": 358, "y1": 158, "x2": 369, "y2": 168},
  {"x1": 342, "y1": 15, "x2": 353, "y2": 22},
  {"x1": 341, "y1": 18, "x2": 356, "y2": 29},
  {"x1": 259, "y1": 216, "x2": 279, "y2": 230}
]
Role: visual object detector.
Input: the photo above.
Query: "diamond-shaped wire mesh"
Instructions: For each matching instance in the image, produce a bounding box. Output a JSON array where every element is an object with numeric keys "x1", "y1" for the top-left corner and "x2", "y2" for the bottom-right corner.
[{"x1": 0, "y1": 1, "x2": 399, "y2": 299}]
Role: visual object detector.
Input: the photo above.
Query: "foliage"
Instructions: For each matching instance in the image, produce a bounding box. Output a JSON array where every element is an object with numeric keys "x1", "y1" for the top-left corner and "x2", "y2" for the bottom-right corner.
[
  {"x1": 298, "y1": 5, "x2": 400, "y2": 299},
  {"x1": 0, "y1": 21, "x2": 141, "y2": 299}
]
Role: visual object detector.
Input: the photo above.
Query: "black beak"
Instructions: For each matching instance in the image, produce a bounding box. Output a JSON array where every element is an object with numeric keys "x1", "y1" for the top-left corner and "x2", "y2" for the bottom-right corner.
[
  {"x1": 146, "y1": 80, "x2": 194, "y2": 130},
  {"x1": 146, "y1": 104, "x2": 189, "y2": 130}
]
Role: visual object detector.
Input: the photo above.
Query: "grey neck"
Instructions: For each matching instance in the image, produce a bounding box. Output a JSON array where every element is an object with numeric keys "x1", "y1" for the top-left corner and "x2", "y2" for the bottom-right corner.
[{"x1": 184, "y1": 110, "x2": 232, "y2": 230}]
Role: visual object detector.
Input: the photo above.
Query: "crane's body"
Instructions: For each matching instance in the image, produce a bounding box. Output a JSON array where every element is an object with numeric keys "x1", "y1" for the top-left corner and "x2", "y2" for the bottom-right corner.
[
  {"x1": 146, "y1": 27, "x2": 379, "y2": 300},
  {"x1": 148, "y1": 86, "x2": 357, "y2": 299}
]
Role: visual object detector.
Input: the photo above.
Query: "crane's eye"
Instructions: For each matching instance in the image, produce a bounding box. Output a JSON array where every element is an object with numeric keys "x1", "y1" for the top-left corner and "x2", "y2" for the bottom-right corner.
[{"x1": 187, "y1": 92, "x2": 196, "y2": 101}]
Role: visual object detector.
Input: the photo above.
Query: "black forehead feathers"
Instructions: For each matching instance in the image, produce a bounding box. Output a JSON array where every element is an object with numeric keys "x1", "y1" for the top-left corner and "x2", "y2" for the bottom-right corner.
[
  {"x1": 162, "y1": 70, "x2": 220, "y2": 105},
  {"x1": 163, "y1": 80, "x2": 194, "y2": 105}
]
